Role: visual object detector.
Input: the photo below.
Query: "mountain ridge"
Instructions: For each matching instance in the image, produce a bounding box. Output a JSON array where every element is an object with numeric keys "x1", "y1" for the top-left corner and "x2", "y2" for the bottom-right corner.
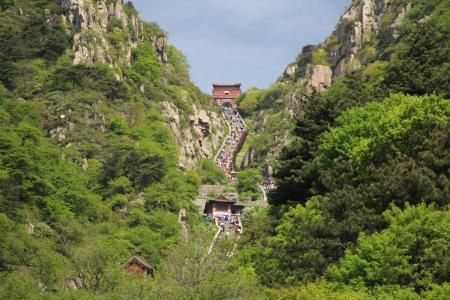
[{"x1": 238, "y1": 0, "x2": 447, "y2": 169}]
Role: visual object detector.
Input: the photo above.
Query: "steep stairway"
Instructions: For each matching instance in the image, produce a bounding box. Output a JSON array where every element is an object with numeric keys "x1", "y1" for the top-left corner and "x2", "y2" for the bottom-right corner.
[{"x1": 215, "y1": 107, "x2": 248, "y2": 176}]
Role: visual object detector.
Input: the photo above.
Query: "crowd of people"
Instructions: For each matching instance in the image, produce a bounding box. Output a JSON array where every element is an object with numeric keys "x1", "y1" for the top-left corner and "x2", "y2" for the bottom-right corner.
[
  {"x1": 216, "y1": 106, "x2": 248, "y2": 175},
  {"x1": 219, "y1": 215, "x2": 242, "y2": 236}
]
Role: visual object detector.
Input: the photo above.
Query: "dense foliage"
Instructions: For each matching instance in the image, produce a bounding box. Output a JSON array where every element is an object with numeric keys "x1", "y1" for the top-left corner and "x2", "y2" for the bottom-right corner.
[
  {"x1": 237, "y1": 168, "x2": 264, "y2": 200},
  {"x1": 194, "y1": 159, "x2": 228, "y2": 185},
  {"x1": 236, "y1": 0, "x2": 450, "y2": 298},
  {"x1": 0, "y1": 1, "x2": 251, "y2": 299}
]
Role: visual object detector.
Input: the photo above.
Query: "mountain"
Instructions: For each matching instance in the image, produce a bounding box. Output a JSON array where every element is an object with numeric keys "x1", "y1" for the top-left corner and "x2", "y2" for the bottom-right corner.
[
  {"x1": 61, "y1": 0, "x2": 226, "y2": 169},
  {"x1": 237, "y1": 0, "x2": 449, "y2": 168},
  {"x1": 0, "y1": 1, "x2": 258, "y2": 299},
  {"x1": 2, "y1": 0, "x2": 224, "y2": 171},
  {"x1": 0, "y1": 0, "x2": 448, "y2": 299}
]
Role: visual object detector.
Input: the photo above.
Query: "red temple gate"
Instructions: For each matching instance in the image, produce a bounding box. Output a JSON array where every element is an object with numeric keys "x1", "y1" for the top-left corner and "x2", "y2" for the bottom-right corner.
[{"x1": 212, "y1": 83, "x2": 241, "y2": 107}]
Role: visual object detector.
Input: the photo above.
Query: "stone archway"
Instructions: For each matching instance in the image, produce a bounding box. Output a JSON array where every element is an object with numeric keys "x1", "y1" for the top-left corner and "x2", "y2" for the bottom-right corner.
[{"x1": 222, "y1": 101, "x2": 233, "y2": 108}]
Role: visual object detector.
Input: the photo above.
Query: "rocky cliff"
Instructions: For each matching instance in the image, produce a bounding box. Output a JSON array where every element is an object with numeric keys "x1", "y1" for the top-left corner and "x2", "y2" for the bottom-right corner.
[
  {"x1": 330, "y1": 0, "x2": 410, "y2": 77},
  {"x1": 161, "y1": 102, "x2": 224, "y2": 170},
  {"x1": 280, "y1": 0, "x2": 413, "y2": 89},
  {"x1": 54, "y1": 0, "x2": 224, "y2": 168},
  {"x1": 240, "y1": 0, "x2": 415, "y2": 168},
  {"x1": 61, "y1": 0, "x2": 167, "y2": 75}
]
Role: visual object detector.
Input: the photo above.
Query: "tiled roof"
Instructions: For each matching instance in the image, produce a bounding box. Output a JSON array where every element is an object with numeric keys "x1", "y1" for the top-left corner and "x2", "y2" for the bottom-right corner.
[
  {"x1": 126, "y1": 255, "x2": 153, "y2": 270},
  {"x1": 213, "y1": 83, "x2": 241, "y2": 87},
  {"x1": 208, "y1": 194, "x2": 236, "y2": 203}
]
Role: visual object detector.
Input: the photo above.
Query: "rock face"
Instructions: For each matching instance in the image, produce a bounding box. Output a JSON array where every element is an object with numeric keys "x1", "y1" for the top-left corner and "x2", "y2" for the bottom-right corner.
[
  {"x1": 161, "y1": 102, "x2": 224, "y2": 170},
  {"x1": 331, "y1": 1, "x2": 372, "y2": 76},
  {"x1": 280, "y1": 0, "x2": 411, "y2": 111},
  {"x1": 305, "y1": 65, "x2": 332, "y2": 96},
  {"x1": 240, "y1": 147, "x2": 255, "y2": 170},
  {"x1": 55, "y1": 1, "x2": 224, "y2": 168},
  {"x1": 61, "y1": 0, "x2": 166, "y2": 70},
  {"x1": 155, "y1": 37, "x2": 168, "y2": 63},
  {"x1": 243, "y1": 0, "x2": 413, "y2": 169},
  {"x1": 280, "y1": 63, "x2": 298, "y2": 82},
  {"x1": 282, "y1": 0, "x2": 410, "y2": 83}
]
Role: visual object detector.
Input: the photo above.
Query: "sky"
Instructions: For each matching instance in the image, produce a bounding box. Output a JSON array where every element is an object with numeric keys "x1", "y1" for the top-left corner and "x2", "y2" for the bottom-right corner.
[{"x1": 132, "y1": 0, "x2": 351, "y2": 93}]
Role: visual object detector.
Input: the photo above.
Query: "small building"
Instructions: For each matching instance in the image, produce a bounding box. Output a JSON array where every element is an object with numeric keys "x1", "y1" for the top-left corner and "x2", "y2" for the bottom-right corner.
[
  {"x1": 212, "y1": 83, "x2": 242, "y2": 107},
  {"x1": 125, "y1": 256, "x2": 154, "y2": 276},
  {"x1": 204, "y1": 194, "x2": 245, "y2": 217}
]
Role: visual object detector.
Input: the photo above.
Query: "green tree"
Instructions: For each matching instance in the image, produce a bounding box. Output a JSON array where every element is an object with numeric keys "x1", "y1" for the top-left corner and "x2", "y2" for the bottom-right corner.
[
  {"x1": 317, "y1": 94, "x2": 449, "y2": 172},
  {"x1": 0, "y1": 271, "x2": 44, "y2": 300},
  {"x1": 237, "y1": 168, "x2": 263, "y2": 200},
  {"x1": 327, "y1": 204, "x2": 450, "y2": 291},
  {"x1": 383, "y1": 2, "x2": 450, "y2": 97},
  {"x1": 131, "y1": 43, "x2": 162, "y2": 83},
  {"x1": 194, "y1": 159, "x2": 227, "y2": 184},
  {"x1": 106, "y1": 176, "x2": 134, "y2": 197}
]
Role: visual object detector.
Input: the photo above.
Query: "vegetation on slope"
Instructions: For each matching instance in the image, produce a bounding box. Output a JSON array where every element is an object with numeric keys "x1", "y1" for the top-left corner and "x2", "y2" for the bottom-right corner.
[
  {"x1": 236, "y1": 0, "x2": 450, "y2": 298},
  {"x1": 0, "y1": 1, "x2": 256, "y2": 299}
]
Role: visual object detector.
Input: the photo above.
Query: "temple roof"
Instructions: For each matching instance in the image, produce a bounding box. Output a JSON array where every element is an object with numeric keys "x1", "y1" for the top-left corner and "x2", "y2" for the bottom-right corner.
[
  {"x1": 126, "y1": 255, "x2": 154, "y2": 271},
  {"x1": 208, "y1": 194, "x2": 236, "y2": 203},
  {"x1": 213, "y1": 83, "x2": 241, "y2": 88}
]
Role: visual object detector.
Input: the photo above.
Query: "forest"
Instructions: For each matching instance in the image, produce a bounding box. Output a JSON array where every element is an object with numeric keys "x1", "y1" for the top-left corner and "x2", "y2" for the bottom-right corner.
[{"x1": 235, "y1": 0, "x2": 449, "y2": 298}]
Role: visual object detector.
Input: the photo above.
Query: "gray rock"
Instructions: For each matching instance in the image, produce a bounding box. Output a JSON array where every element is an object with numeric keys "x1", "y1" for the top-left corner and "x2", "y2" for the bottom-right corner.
[
  {"x1": 240, "y1": 147, "x2": 255, "y2": 169},
  {"x1": 26, "y1": 221, "x2": 34, "y2": 234},
  {"x1": 82, "y1": 157, "x2": 89, "y2": 171},
  {"x1": 161, "y1": 101, "x2": 224, "y2": 169},
  {"x1": 62, "y1": 0, "x2": 136, "y2": 68},
  {"x1": 64, "y1": 279, "x2": 77, "y2": 290},
  {"x1": 306, "y1": 65, "x2": 332, "y2": 96},
  {"x1": 155, "y1": 37, "x2": 168, "y2": 63}
]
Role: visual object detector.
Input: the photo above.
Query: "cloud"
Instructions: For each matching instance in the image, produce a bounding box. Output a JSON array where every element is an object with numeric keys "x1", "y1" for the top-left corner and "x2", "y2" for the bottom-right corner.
[{"x1": 132, "y1": 0, "x2": 351, "y2": 92}]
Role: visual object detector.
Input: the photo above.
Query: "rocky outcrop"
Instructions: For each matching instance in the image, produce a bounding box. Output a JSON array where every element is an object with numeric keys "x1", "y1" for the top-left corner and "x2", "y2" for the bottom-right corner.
[
  {"x1": 49, "y1": 116, "x2": 76, "y2": 142},
  {"x1": 61, "y1": 0, "x2": 166, "y2": 70},
  {"x1": 282, "y1": 64, "x2": 332, "y2": 115},
  {"x1": 240, "y1": 147, "x2": 255, "y2": 170},
  {"x1": 331, "y1": 1, "x2": 368, "y2": 76},
  {"x1": 280, "y1": 63, "x2": 298, "y2": 82},
  {"x1": 155, "y1": 37, "x2": 168, "y2": 63},
  {"x1": 331, "y1": 0, "x2": 409, "y2": 76},
  {"x1": 161, "y1": 102, "x2": 224, "y2": 170},
  {"x1": 279, "y1": 0, "x2": 412, "y2": 112},
  {"x1": 305, "y1": 65, "x2": 332, "y2": 96},
  {"x1": 281, "y1": 0, "x2": 410, "y2": 82}
]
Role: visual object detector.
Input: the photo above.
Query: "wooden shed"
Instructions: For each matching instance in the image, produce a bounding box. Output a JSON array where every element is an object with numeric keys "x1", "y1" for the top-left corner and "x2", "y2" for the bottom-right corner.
[{"x1": 125, "y1": 256, "x2": 154, "y2": 276}]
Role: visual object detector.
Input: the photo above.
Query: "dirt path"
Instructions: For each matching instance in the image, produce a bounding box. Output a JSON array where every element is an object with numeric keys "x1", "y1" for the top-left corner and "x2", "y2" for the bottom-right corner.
[{"x1": 178, "y1": 209, "x2": 189, "y2": 241}]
